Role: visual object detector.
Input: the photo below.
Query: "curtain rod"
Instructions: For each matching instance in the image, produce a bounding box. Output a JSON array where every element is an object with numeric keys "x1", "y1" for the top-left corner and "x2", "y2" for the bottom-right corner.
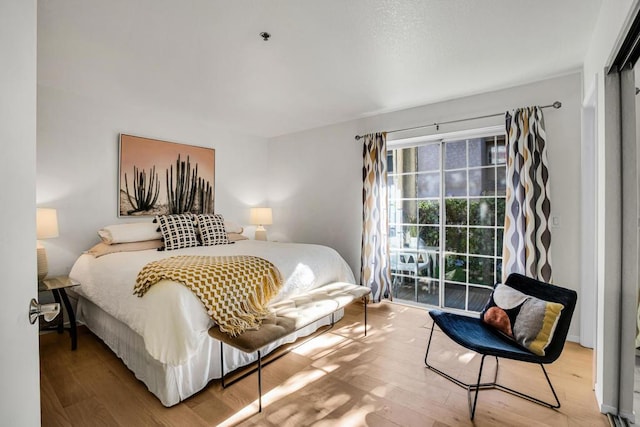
[{"x1": 354, "y1": 101, "x2": 562, "y2": 141}]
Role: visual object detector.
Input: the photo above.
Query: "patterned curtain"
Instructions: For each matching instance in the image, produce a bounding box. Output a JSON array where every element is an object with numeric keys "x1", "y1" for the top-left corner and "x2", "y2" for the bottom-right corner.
[
  {"x1": 502, "y1": 106, "x2": 552, "y2": 283},
  {"x1": 361, "y1": 132, "x2": 392, "y2": 302}
]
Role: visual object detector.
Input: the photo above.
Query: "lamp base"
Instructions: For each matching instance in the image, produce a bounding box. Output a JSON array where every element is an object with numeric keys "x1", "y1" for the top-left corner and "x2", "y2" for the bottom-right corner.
[
  {"x1": 37, "y1": 246, "x2": 48, "y2": 283},
  {"x1": 255, "y1": 226, "x2": 267, "y2": 241}
]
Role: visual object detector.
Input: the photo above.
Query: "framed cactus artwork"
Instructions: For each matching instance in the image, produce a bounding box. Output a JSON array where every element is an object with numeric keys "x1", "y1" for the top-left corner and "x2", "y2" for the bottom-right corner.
[{"x1": 118, "y1": 134, "x2": 215, "y2": 216}]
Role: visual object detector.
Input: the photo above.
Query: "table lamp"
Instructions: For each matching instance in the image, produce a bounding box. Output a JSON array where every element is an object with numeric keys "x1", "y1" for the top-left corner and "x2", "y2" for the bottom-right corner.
[
  {"x1": 37, "y1": 208, "x2": 59, "y2": 282},
  {"x1": 250, "y1": 207, "x2": 272, "y2": 241}
]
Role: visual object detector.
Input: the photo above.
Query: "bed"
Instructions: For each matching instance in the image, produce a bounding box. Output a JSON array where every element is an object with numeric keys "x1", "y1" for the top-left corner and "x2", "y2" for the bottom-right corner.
[{"x1": 69, "y1": 237, "x2": 356, "y2": 407}]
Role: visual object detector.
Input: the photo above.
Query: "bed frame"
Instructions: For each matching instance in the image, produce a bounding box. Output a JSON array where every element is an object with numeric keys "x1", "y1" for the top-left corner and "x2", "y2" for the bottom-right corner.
[{"x1": 76, "y1": 284, "x2": 367, "y2": 407}]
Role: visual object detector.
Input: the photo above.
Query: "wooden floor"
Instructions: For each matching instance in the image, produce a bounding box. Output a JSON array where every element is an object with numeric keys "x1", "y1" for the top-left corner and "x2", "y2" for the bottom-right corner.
[{"x1": 40, "y1": 302, "x2": 608, "y2": 427}]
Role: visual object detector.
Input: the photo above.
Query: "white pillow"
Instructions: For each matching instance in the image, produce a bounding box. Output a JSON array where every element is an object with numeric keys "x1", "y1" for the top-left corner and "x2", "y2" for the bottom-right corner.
[
  {"x1": 224, "y1": 220, "x2": 244, "y2": 234},
  {"x1": 98, "y1": 222, "x2": 162, "y2": 244}
]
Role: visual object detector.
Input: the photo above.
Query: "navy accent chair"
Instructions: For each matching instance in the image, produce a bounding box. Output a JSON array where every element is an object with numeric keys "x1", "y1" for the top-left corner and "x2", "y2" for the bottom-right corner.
[{"x1": 424, "y1": 273, "x2": 577, "y2": 420}]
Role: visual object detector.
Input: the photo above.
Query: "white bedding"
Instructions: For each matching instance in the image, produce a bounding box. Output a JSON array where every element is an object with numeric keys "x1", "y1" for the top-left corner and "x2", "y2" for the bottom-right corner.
[{"x1": 69, "y1": 240, "x2": 355, "y2": 366}]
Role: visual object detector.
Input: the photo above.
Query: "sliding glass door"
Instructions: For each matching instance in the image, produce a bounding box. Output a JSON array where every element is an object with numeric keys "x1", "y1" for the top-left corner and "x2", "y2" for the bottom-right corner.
[{"x1": 387, "y1": 129, "x2": 506, "y2": 313}]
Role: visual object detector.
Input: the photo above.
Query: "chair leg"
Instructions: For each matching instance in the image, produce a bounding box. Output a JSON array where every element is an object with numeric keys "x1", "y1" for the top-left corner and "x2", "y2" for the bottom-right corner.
[
  {"x1": 220, "y1": 341, "x2": 226, "y2": 388},
  {"x1": 257, "y1": 350, "x2": 262, "y2": 412},
  {"x1": 363, "y1": 296, "x2": 368, "y2": 337},
  {"x1": 424, "y1": 321, "x2": 559, "y2": 419},
  {"x1": 469, "y1": 355, "x2": 487, "y2": 420},
  {"x1": 425, "y1": 322, "x2": 494, "y2": 390},
  {"x1": 540, "y1": 364, "x2": 561, "y2": 408},
  {"x1": 493, "y1": 364, "x2": 561, "y2": 409}
]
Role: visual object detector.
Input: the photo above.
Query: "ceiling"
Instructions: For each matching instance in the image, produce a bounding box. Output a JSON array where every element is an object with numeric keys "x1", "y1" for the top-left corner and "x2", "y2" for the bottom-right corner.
[{"x1": 37, "y1": 0, "x2": 603, "y2": 138}]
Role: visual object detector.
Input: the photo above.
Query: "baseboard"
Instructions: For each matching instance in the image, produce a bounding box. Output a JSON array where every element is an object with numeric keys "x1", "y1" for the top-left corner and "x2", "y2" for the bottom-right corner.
[
  {"x1": 566, "y1": 334, "x2": 580, "y2": 343},
  {"x1": 601, "y1": 403, "x2": 618, "y2": 415}
]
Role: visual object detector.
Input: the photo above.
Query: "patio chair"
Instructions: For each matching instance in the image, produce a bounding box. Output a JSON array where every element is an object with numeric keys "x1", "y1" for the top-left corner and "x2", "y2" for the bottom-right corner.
[{"x1": 424, "y1": 273, "x2": 577, "y2": 419}]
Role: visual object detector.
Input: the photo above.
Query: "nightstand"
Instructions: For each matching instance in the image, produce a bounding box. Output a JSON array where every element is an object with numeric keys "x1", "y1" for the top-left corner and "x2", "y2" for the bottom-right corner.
[{"x1": 42, "y1": 276, "x2": 79, "y2": 350}]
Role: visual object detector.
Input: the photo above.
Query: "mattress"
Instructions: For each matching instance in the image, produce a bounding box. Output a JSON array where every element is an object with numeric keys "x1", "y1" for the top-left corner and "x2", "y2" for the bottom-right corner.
[{"x1": 70, "y1": 239, "x2": 355, "y2": 406}]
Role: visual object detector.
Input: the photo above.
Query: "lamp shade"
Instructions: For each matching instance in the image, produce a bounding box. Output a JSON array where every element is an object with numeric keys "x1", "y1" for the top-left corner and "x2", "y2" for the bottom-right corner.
[
  {"x1": 37, "y1": 208, "x2": 59, "y2": 239},
  {"x1": 250, "y1": 207, "x2": 273, "y2": 226}
]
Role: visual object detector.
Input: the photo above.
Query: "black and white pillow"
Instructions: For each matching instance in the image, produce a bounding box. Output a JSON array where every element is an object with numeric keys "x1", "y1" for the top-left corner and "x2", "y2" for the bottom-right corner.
[
  {"x1": 196, "y1": 214, "x2": 229, "y2": 246},
  {"x1": 155, "y1": 213, "x2": 199, "y2": 251}
]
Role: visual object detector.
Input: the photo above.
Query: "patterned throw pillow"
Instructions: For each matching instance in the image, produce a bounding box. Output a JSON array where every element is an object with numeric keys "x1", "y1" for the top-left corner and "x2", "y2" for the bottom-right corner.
[
  {"x1": 481, "y1": 283, "x2": 564, "y2": 356},
  {"x1": 155, "y1": 214, "x2": 199, "y2": 251},
  {"x1": 196, "y1": 214, "x2": 229, "y2": 246}
]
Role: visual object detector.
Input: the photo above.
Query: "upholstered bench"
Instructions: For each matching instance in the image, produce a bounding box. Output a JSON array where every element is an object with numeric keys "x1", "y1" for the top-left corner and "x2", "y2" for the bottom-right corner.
[{"x1": 208, "y1": 282, "x2": 371, "y2": 412}]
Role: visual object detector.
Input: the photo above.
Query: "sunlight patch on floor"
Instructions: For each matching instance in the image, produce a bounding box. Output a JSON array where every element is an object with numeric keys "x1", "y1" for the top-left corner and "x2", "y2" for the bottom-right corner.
[
  {"x1": 292, "y1": 333, "x2": 351, "y2": 358},
  {"x1": 218, "y1": 368, "x2": 327, "y2": 427},
  {"x1": 313, "y1": 405, "x2": 377, "y2": 427}
]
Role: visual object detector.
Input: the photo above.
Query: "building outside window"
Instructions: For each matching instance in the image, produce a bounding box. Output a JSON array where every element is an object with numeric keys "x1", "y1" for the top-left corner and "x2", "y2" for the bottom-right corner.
[{"x1": 387, "y1": 126, "x2": 506, "y2": 312}]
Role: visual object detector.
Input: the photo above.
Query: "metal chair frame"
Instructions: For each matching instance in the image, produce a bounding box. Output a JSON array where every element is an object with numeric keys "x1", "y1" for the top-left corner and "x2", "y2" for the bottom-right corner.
[{"x1": 424, "y1": 323, "x2": 560, "y2": 420}]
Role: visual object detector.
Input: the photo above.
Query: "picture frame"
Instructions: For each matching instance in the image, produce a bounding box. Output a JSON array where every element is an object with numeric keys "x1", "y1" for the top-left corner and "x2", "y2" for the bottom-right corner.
[{"x1": 118, "y1": 134, "x2": 215, "y2": 217}]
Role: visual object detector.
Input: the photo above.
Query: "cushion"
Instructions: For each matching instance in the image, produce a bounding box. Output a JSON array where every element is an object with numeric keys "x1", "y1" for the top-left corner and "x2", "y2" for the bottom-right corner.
[
  {"x1": 98, "y1": 222, "x2": 162, "y2": 244},
  {"x1": 227, "y1": 232, "x2": 248, "y2": 242},
  {"x1": 481, "y1": 283, "x2": 564, "y2": 356},
  {"x1": 155, "y1": 214, "x2": 199, "y2": 250},
  {"x1": 85, "y1": 240, "x2": 164, "y2": 257},
  {"x1": 224, "y1": 220, "x2": 244, "y2": 234},
  {"x1": 196, "y1": 214, "x2": 229, "y2": 246}
]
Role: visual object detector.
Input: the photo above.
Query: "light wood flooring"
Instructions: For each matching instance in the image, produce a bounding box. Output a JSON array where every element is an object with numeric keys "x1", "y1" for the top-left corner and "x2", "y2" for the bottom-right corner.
[{"x1": 40, "y1": 301, "x2": 608, "y2": 427}]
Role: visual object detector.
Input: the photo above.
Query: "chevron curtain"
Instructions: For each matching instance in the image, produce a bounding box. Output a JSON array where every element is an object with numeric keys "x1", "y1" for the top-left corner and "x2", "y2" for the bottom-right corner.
[
  {"x1": 361, "y1": 132, "x2": 392, "y2": 302},
  {"x1": 502, "y1": 106, "x2": 552, "y2": 283}
]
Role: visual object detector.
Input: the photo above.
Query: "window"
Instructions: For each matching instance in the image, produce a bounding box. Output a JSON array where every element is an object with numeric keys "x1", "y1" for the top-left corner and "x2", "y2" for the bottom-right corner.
[{"x1": 387, "y1": 127, "x2": 506, "y2": 312}]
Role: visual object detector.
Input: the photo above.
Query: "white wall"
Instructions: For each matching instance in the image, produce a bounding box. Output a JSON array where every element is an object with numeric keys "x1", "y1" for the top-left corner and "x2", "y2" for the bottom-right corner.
[
  {"x1": 37, "y1": 85, "x2": 270, "y2": 276},
  {"x1": 268, "y1": 72, "x2": 584, "y2": 340}
]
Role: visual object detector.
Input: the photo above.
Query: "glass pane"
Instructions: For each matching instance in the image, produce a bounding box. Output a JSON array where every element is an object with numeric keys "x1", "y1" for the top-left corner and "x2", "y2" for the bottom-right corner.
[
  {"x1": 468, "y1": 167, "x2": 496, "y2": 197},
  {"x1": 402, "y1": 200, "x2": 417, "y2": 223},
  {"x1": 399, "y1": 147, "x2": 417, "y2": 173},
  {"x1": 497, "y1": 227, "x2": 504, "y2": 255},
  {"x1": 417, "y1": 252, "x2": 439, "y2": 278},
  {"x1": 445, "y1": 227, "x2": 467, "y2": 253},
  {"x1": 468, "y1": 138, "x2": 485, "y2": 168},
  {"x1": 417, "y1": 173, "x2": 440, "y2": 198},
  {"x1": 418, "y1": 200, "x2": 439, "y2": 225},
  {"x1": 444, "y1": 254, "x2": 467, "y2": 282},
  {"x1": 445, "y1": 140, "x2": 466, "y2": 170},
  {"x1": 445, "y1": 171, "x2": 467, "y2": 197},
  {"x1": 469, "y1": 198, "x2": 495, "y2": 226},
  {"x1": 418, "y1": 280, "x2": 440, "y2": 305},
  {"x1": 417, "y1": 144, "x2": 440, "y2": 172},
  {"x1": 496, "y1": 167, "x2": 506, "y2": 196},
  {"x1": 387, "y1": 174, "x2": 396, "y2": 189},
  {"x1": 418, "y1": 226, "x2": 439, "y2": 248},
  {"x1": 388, "y1": 204, "x2": 400, "y2": 225},
  {"x1": 496, "y1": 198, "x2": 506, "y2": 224},
  {"x1": 392, "y1": 276, "x2": 416, "y2": 301},
  {"x1": 469, "y1": 256, "x2": 495, "y2": 286},
  {"x1": 489, "y1": 141, "x2": 506, "y2": 165},
  {"x1": 469, "y1": 227, "x2": 495, "y2": 256},
  {"x1": 387, "y1": 152, "x2": 395, "y2": 173},
  {"x1": 445, "y1": 199, "x2": 467, "y2": 225},
  {"x1": 389, "y1": 227, "x2": 402, "y2": 250},
  {"x1": 496, "y1": 258, "x2": 503, "y2": 283},
  {"x1": 399, "y1": 174, "x2": 417, "y2": 198},
  {"x1": 493, "y1": 136, "x2": 507, "y2": 165},
  {"x1": 468, "y1": 286, "x2": 493, "y2": 312},
  {"x1": 404, "y1": 230, "x2": 421, "y2": 249},
  {"x1": 444, "y1": 282, "x2": 466, "y2": 309}
]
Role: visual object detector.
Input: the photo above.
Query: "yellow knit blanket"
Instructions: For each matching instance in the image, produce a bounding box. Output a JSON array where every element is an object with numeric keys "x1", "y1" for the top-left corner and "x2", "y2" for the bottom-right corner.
[{"x1": 134, "y1": 255, "x2": 283, "y2": 336}]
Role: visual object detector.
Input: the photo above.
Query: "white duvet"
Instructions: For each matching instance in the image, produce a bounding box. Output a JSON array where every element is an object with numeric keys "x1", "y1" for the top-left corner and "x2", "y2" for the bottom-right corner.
[{"x1": 70, "y1": 240, "x2": 355, "y2": 366}]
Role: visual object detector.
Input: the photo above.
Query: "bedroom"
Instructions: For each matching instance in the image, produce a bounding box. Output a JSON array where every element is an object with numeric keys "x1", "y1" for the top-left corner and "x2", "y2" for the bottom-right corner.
[{"x1": 2, "y1": 0, "x2": 640, "y2": 425}]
